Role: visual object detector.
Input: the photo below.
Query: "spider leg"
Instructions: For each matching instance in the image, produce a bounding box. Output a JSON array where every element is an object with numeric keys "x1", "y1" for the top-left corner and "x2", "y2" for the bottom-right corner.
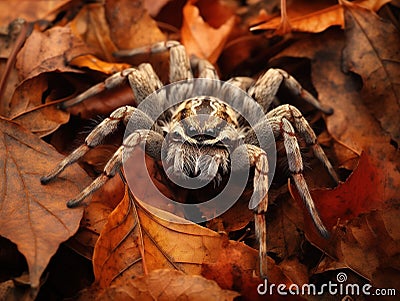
[
  {"x1": 66, "y1": 129, "x2": 164, "y2": 207},
  {"x1": 232, "y1": 144, "x2": 269, "y2": 277},
  {"x1": 40, "y1": 106, "x2": 156, "y2": 184},
  {"x1": 248, "y1": 68, "x2": 333, "y2": 114},
  {"x1": 114, "y1": 40, "x2": 193, "y2": 83},
  {"x1": 60, "y1": 64, "x2": 162, "y2": 108},
  {"x1": 267, "y1": 104, "x2": 339, "y2": 183},
  {"x1": 268, "y1": 117, "x2": 329, "y2": 237},
  {"x1": 226, "y1": 77, "x2": 255, "y2": 91}
]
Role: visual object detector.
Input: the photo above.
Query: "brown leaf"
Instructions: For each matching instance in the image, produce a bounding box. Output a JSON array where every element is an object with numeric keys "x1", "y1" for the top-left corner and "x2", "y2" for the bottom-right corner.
[
  {"x1": 15, "y1": 26, "x2": 88, "y2": 81},
  {"x1": 69, "y1": 54, "x2": 131, "y2": 75},
  {"x1": 0, "y1": 0, "x2": 70, "y2": 25},
  {"x1": 92, "y1": 186, "x2": 293, "y2": 298},
  {"x1": 291, "y1": 152, "x2": 386, "y2": 254},
  {"x1": 95, "y1": 269, "x2": 239, "y2": 301},
  {"x1": 105, "y1": 0, "x2": 165, "y2": 50},
  {"x1": 273, "y1": 29, "x2": 399, "y2": 200},
  {"x1": 250, "y1": 0, "x2": 390, "y2": 34},
  {"x1": 0, "y1": 19, "x2": 29, "y2": 117},
  {"x1": 343, "y1": 1, "x2": 400, "y2": 144},
  {"x1": 336, "y1": 206, "x2": 400, "y2": 290},
  {"x1": 181, "y1": 0, "x2": 235, "y2": 63},
  {"x1": 0, "y1": 117, "x2": 91, "y2": 287},
  {"x1": 7, "y1": 74, "x2": 70, "y2": 137},
  {"x1": 69, "y1": 3, "x2": 119, "y2": 62}
]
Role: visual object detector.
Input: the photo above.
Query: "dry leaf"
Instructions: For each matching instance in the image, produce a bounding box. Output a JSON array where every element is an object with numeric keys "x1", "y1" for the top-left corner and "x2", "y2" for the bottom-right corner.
[
  {"x1": 69, "y1": 3, "x2": 119, "y2": 62},
  {"x1": 92, "y1": 186, "x2": 294, "y2": 299},
  {"x1": 0, "y1": 117, "x2": 91, "y2": 287},
  {"x1": 0, "y1": 0, "x2": 70, "y2": 25},
  {"x1": 0, "y1": 19, "x2": 29, "y2": 117},
  {"x1": 69, "y1": 54, "x2": 131, "y2": 75},
  {"x1": 7, "y1": 74, "x2": 70, "y2": 137},
  {"x1": 343, "y1": 1, "x2": 400, "y2": 144},
  {"x1": 105, "y1": 0, "x2": 165, "y2": 50},
  {"x1": 181, "y1": 0, "x2": 235, "y2": 63},
  {"x1": 291, "y1": 152, "x2": 386, "y2": 254},
  {"x1": 250, "y1": 0, "x2": 391, "y2": 34},
  {"x1": 95, "y1": 269, "x2": 239, "y2": 301},
  {"x1": 15, "y1": 26, "x2": 88, "y2": 81},
  {"x1": 336, "y1": 206, "x2": 400, "y2": 290},
  {"x1": 273, "y1": 29, "x2": 399, "y2": 200}
]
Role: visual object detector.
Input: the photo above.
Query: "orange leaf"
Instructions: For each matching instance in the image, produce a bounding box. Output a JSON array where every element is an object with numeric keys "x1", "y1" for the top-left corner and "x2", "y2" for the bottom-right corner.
[
  {"x1": 0, "y1": 117, "x2": 91, "y2": 287},
  {"x1": 181, "y1": 0, "x2": 235, "y2": 63},
  {"x1": 92, "y1": 186, "x2": 295, "y2": 299},
  {"x1": 290, "y1": 152, "x2": 386, "y2": 253},
  {"x1": 95, "y1": 269, "x2": 239, "y2": 301},
  {"x1": 250, "y1": 0, "x2": 391, "y2": 34}
]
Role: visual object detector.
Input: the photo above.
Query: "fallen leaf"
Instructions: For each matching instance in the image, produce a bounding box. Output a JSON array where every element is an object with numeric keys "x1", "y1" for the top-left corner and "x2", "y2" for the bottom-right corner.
[
  {"x1": 105, "y1": 0, "x2": 165, "y2": 50},
  {"x1": 92, "y1": 186, "x2": 294, "y2": 299},
  {"x1": 336, "y1": 206, "x2": 400, "y2": 290},
  {"x1": 343, "y1": 1, "x2": 400, "y2": 144},
  {"x1": 69, "y1": 54, "x2": 131, "y2": 75},
  {"x1": 272, "y1": 28, "x2": 399, "y2": 201},
  {"x1": 69, "y1": 3, "x2": 119, "y2": 62},
  {"x1": 94, "y1": 269, "x2": 239, "y2": 301},
  {"x1": 0, "y1": 117, "x2": 91, "y2": 287},
  {"x1": 0, "y1": 0, "x2": 70, "y2": 25},
  {"x1": 181, "y1": 0, "x2": 235, "y2": 63},
  {"x1": 15, "y1": 26, "x2": 88, "y2": 81},
  {"x1": 7, "y1": 74, "x2": 70, "y2": 137},
  {"x1": 291, "y1": 152, "x2": 386, "y2": 253},
  {"x1": 0, "y1": 19, "x2": 29, "y2": 117},
  {"x1": 250, "y1": 0, "x2": 391, "y2": 34},
  {"x1": 144, "y1": 0, "x2": 173, "y2": 17}
]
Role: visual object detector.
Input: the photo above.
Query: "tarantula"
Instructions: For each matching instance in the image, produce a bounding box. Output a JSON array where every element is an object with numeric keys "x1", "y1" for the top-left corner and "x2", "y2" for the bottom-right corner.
[{"x1": 41, "y1": 41, "x2": 339, "y2": 277}]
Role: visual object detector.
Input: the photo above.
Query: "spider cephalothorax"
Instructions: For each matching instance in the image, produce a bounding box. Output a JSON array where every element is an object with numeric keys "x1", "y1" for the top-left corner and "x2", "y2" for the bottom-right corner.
[
  {"x1": 41, "y1": 41, "x2": 339, "y2": 277},
  {"x1": 162, "y1": 96, "x2": 242, "y2": 183}
]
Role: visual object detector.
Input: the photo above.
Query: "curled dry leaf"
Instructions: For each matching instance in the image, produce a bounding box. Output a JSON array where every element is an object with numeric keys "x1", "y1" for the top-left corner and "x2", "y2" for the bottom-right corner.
[
  {"x1": 69, "y1": 3, "x2": 119, "y2": 62},
  {"x1": 95, "y1": 269, "x2": 239, "y2": 301},
  {"x1": 0, "y1": 117, "x2": 91, "y2": 288},
  {"x1": 7, "y1": 74, "x2": 69, "y2": 137},
  {"x1": 15, "y1": 26, "x2": 88, "y2": 81},
  {"x1": 343, "y1": 1, "x2": 400, "y2": 144},
  {"x1": 181, "y1": 0, "x2": 235, "y2": 63}
]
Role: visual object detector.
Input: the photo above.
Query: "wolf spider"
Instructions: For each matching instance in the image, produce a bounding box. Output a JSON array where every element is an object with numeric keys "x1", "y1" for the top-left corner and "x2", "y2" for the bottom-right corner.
[{"x1": 41, "y1": 41, "x2": 339, "y2": 277}]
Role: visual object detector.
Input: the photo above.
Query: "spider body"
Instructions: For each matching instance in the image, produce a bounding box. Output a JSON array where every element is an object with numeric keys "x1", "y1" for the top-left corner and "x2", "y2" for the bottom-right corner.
[
  {"x1": 163, "y1": 96, "x2": 241, "y2": 183},
  {"x1": 41, "y1": 41, "x2": 339, "y2": 277}
]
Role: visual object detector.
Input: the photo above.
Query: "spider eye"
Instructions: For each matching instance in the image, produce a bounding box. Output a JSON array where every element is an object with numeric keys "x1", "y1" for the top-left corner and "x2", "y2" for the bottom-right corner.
[
  {"x1": 171, "y1": 130, "x2": 181, "y2": 141},
  {"x1": 205, "y1": 128, "x2": 216, "y2": 137},
  {"x1": 187, "y1": 126, "x2": 197, "y2": 137}
]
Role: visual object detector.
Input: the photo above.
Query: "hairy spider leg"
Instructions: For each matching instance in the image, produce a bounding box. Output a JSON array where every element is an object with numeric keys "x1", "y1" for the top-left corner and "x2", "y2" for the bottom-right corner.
[
  {"x1": 65, "y1": 129, "x2": 163, "y2": 207},
  {"x1": 40, "y1": 106, "x2": 160, "y2": 184},
  {"x1": 249, "y1": 68, "x2": 334, "y2": 114},
  {"x1": 232, "y1": 144, "x2": 270, "y2": 278},
  {"x1": 266, "y1": 104, "x2": 339, "y2": 183}
]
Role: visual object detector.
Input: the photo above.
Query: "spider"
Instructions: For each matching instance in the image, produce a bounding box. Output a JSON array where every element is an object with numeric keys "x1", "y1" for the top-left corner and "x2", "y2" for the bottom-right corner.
[{"x1": 41, "y1": 41, "x2": 339, "y2": 277}]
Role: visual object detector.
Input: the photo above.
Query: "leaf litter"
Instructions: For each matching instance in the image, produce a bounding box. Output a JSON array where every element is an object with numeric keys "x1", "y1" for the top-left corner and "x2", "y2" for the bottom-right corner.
[{"x1": 0, "y1": 0, "x2": 399, "y2": 300}]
